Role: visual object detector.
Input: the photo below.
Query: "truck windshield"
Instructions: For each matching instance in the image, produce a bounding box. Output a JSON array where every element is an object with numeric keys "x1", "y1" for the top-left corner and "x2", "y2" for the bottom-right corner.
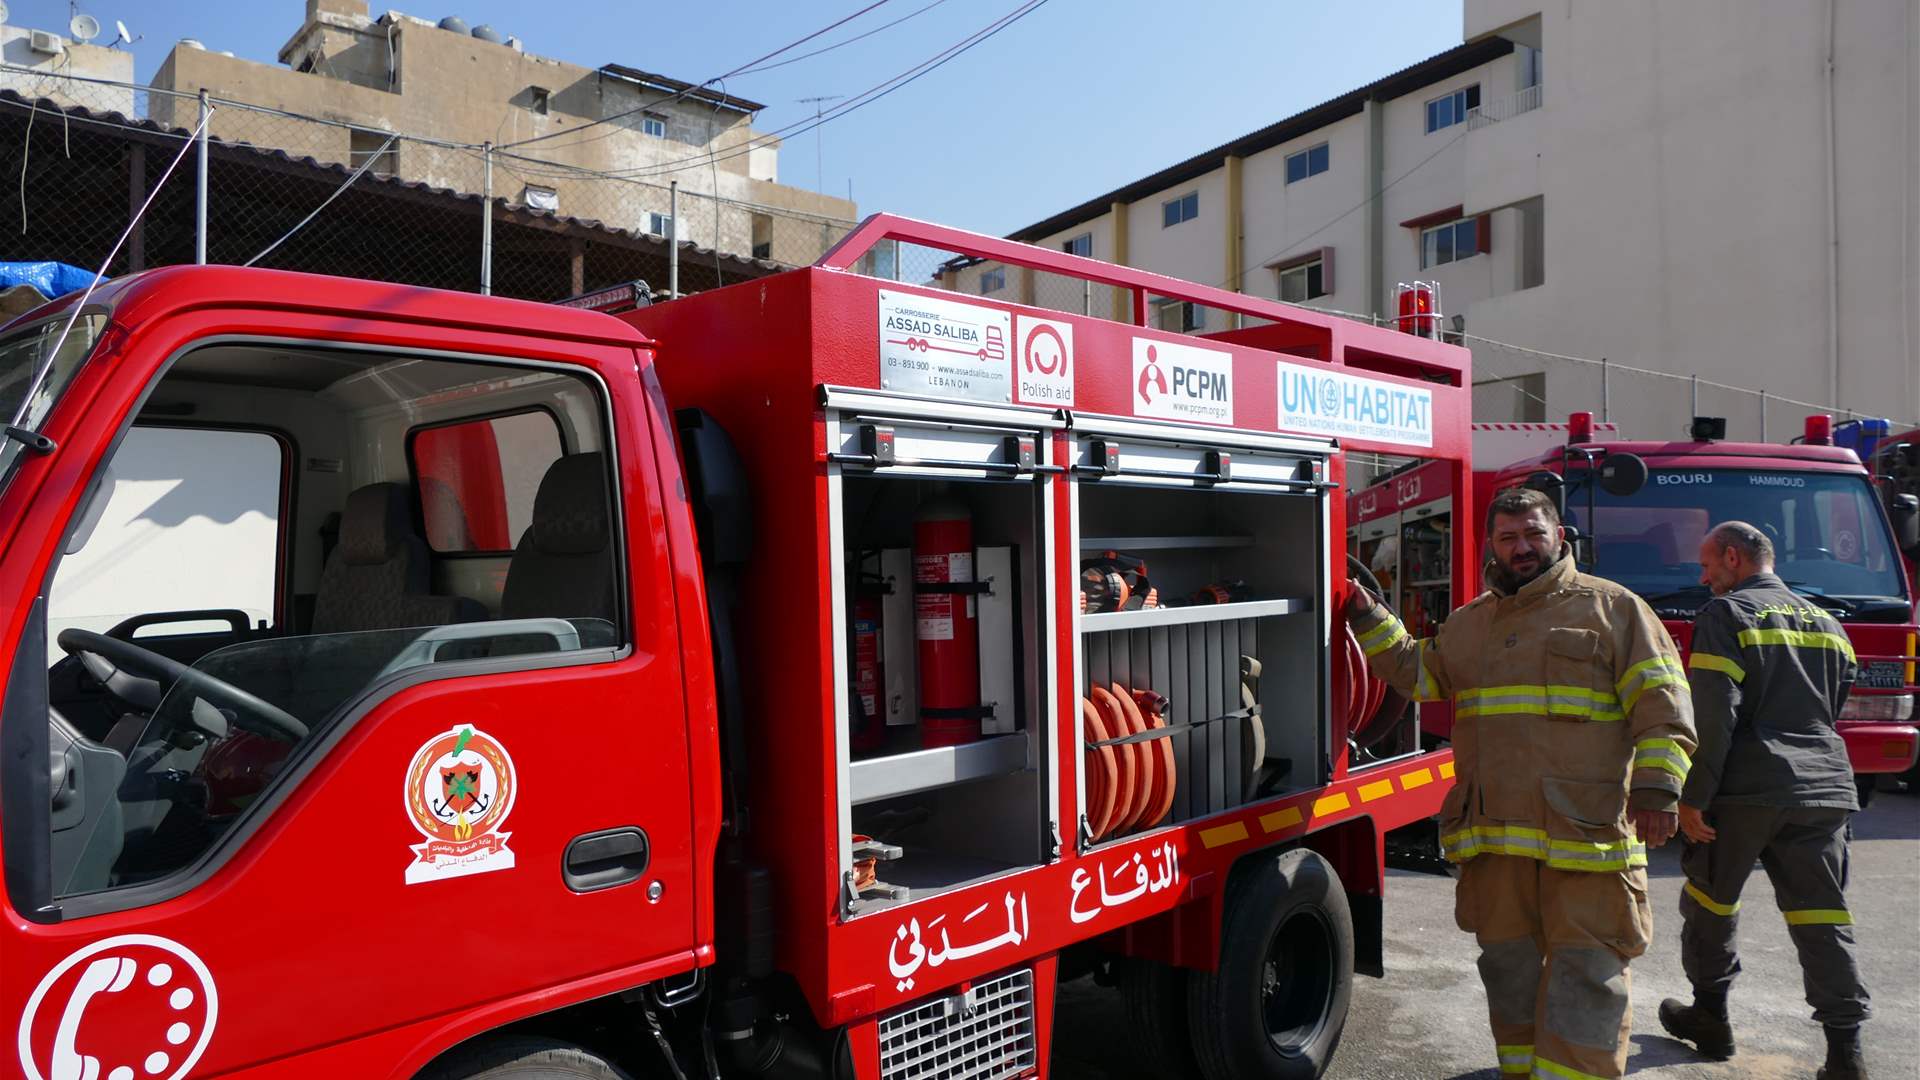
[
  {"x1": 0, "y1": 313, "x2": 108, "y2": 489},
  {"x1": 1565, "y1": 468, "x2": 1907, "y2": 605}
]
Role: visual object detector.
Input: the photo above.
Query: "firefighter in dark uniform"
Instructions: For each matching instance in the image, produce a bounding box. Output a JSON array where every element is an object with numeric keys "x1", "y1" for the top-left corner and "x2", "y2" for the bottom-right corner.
[{"x1": 1659, "y1": 521, "x2": 1871, "y2": 1080}]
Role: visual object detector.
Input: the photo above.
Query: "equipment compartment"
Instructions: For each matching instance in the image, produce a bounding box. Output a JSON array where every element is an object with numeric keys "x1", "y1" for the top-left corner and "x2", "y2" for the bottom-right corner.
[
  {"x1": 1073, "y1": 429, "x2": 1331, "y2": 844},
  {"x1": 828, "y1": 401, "x2": 1059, "y2": 914}
]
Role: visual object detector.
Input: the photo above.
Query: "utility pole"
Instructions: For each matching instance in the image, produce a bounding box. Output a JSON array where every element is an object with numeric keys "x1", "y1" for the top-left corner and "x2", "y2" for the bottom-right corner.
[{"x1": 796, "y1": 94, "x2": 844, "y2": 193}]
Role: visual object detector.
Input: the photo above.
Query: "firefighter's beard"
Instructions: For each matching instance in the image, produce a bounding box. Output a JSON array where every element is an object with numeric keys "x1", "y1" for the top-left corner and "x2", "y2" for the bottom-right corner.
[{"x1": 1490, "y1": 544, "x2": 1565, "y2": 595}]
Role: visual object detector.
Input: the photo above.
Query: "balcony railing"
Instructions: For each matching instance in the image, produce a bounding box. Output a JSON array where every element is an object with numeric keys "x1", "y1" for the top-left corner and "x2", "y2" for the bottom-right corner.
[{"x1": 1466, "y1": 84, "x2": 1543, "y2": 130}]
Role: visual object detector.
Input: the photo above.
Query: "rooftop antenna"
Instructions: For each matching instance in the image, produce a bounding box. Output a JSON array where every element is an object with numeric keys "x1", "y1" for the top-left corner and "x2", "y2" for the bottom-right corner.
[
  {"x1": 795, "y1": 93, "x2": 844, "y2": 193},
  {"x1": 110, "y1": 19, "x2": 141, "y2": 48},
  {"x1": 68, "y1": 10, "x2": 99, "y2": 42}
]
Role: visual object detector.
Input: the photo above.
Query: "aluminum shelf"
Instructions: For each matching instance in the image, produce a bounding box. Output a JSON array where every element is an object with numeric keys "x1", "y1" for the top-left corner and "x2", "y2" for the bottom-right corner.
[
  {"x1": 849, "y1": 732, "x2": 1031, "y2": 806},
  {"x1": 1079, "y1": 596, "x2": 1312, "y2": 631}
]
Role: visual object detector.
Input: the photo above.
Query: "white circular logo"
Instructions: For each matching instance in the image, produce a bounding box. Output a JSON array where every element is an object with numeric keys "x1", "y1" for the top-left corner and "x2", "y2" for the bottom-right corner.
[{"x1": 18, "y1": 935, "x2": 218, "y2": 1080}]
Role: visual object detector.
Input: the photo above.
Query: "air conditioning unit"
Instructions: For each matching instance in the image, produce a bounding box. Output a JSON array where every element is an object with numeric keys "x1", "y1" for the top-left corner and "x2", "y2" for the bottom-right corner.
[{"x1": 29, "y1": 30, "x2": 65, "y2": 55}]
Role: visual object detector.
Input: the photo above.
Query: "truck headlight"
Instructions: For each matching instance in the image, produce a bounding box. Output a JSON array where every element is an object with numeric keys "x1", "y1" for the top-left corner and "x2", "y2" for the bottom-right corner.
[{"x1": 1840, "y1": 694, "x2": 1916, "y2": 721}]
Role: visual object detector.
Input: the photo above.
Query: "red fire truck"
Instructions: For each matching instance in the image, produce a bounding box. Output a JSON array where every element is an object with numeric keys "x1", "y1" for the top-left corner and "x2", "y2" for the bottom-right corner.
[
  {"x1": 0, "y1": 215, "x2": 1472, "y2": 1080},
  {"x1": 1476, "y1": 412, "x2": 1920, "y2": 793}
]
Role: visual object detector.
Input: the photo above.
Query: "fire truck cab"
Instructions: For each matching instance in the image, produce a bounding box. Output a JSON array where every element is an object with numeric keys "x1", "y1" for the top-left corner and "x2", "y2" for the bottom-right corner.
[
  {"x1": 1478, "y1": 413, "x2": 1920, "y2": 786},
  {"x1": 0, "y1": 216, "x2": 1471, "y2": 1080}
]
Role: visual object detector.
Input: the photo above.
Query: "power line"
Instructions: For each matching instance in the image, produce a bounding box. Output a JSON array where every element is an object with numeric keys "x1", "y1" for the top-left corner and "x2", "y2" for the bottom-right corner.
[
  {"x1": 511, "y1": 0, "x2": 1051, "y2": 183},
  {"x1": 497, "y1": 0, "x2": 895, "y2": 152},
  {"x1": 733, "y1": 0, "x2": 954, "y2": 77}
]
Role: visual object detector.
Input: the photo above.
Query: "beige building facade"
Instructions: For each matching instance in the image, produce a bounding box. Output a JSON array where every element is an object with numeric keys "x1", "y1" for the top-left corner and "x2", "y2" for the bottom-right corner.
[
  {"x1": 149, "y1": 0, "x2": 855, "y2": 265},
  {"x1": 962, "y1": 1, "x2": 1918, "y2": 438},
  {"x1": 0, "y1": 23, "x2": 136, "y2": 113}
]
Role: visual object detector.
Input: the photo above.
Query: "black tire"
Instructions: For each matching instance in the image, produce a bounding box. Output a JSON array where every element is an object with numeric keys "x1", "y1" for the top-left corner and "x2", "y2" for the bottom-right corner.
[
  {"x1": 1120, "y1": 957, "x2": 1200, "y2": 1078},
  {"x1": 1187, "y1": 848, "x2": 1354, "y2": 1080},
  {"x1": 418, "y1": 1036, "x2": 636, "y2": 1080}
]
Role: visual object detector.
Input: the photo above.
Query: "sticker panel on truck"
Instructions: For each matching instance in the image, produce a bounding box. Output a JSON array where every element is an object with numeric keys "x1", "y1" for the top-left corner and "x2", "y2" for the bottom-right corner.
[{"x1": 878, "y1": 291, "x2": 1012, "y2": 404}]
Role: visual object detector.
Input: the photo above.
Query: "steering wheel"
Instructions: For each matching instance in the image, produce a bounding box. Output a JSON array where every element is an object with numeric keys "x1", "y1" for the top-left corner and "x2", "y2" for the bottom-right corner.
[{"x1": 57, "y1": 629, "x2": 309, "y2": 742}]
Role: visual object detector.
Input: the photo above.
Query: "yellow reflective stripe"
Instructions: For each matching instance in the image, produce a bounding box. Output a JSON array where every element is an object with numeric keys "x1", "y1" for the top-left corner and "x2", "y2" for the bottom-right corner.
[
  {"x1": 1633, "y1": 737, "x2": 1692, "y2": 780},
  {"x1": 1689, "y1": 652, "x2": 1746, "y2": 683},
  {"x1": 1356, "y1": 614, "x2": 1404, "y2": 648},
  {"x1": 1737, "y1": 628, "x2": 1857, "y2": 662},
  {"x1": 1532, "y1": 1056, "x2": 1609, "y2": 1080},
  {"x1": 1616, "y1": 655, "x2": 1688, "y2": 711},
  {"x1": 1441, "y1": 826, "x2": 1646, "y2": 870},
  {"x1": 1414, "y1": 640, "x2": 1440, "y2": 702},
  {"x1": 1497, "y1": 1044, "x2": 1534, "y2": 1073},
  {"x1": 1684, "y1": 881, "x2": 1739, "y2": 916},
  {"x1": 1783, "y1": 909, "x2": 1853, "y2": 927},
  {"x1": 1454, "y1": 684, "x2": 1625, "y2": 722},
  {"x1": 1363, "y1": 624, "x2": 1408, "y2": 657}
]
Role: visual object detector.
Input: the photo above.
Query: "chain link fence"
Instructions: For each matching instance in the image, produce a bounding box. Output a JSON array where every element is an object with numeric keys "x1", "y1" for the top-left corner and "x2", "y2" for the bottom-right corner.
[{"x1": 0, "y1": 63, "x2": 859, "y2": 304}]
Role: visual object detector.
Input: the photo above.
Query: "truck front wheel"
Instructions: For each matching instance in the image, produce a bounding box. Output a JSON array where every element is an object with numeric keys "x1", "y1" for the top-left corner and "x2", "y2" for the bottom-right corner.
[
  {"x1": 418, "y1": 1036, "x2": 634, "y2": 1080},
  {"x1": 1186, "y1": 848, "x2": 1354, "y2": 1080}
]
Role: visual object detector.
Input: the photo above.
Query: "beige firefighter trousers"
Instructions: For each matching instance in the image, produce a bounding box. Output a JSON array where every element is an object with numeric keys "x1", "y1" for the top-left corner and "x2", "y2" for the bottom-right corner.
[{"x1": 1455, "y1": 853, "x2": 1654, "y2": 1079}]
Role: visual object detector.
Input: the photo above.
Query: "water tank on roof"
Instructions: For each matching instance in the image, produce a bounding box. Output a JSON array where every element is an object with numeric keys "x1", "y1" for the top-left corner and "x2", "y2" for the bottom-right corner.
[
  {"x1": 179, "y1": 38, "x2": 205, "y2": 50},
  {"x1": 471, "y1": 24, "x2": 506, "y2": 44},
  {"x1": 437, "y1": 16, "x2": 469, "y2": 34},
  {"x1": 506, "y1": 36, "x2": 523, "y2": 51}
]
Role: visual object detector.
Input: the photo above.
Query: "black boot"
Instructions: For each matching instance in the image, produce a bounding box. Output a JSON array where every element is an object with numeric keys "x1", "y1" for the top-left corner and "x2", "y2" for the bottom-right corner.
[
  {"x1": 1658, "y1": 993, "x2": 1734, "y2": 1060},
  {"x1": 1815, "y1": 1024, "x2": 1867, "y2": 1080}
]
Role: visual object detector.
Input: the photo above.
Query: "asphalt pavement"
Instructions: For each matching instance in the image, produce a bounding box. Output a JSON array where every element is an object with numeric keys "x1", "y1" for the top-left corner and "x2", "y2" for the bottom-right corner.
[{"x1": 1051, "y1": 788, "x2": 1920, "y2": 1079}]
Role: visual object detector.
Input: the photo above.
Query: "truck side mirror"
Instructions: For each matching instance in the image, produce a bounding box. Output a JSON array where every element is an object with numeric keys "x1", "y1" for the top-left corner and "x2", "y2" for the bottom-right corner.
[
  {"x1": 1523, "y1": 470, "x2": 1566, "y2": 521},
  {"x1": 1564, "y1": 524, "x2": 1595, "y2": 570},
  {"x1": 1598, "y1": 452, "x2": 1648, "y2": 497},
  {"x1": 1889, "y1": 492, "x2": 1920, "y2": 556}
]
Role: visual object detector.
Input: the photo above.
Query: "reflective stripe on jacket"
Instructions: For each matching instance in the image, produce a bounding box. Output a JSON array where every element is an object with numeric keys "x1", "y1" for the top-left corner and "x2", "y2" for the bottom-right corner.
[
  {"x1": 1682, "y1": 571, "x2": 1859, "y2": 810},
  {"x1": 1356, "y1": 551, "x2": 1697, "y2": 870}
]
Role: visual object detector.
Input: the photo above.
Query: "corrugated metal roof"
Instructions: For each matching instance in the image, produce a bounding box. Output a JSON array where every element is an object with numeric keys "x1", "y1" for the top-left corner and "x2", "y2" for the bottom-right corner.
[
  {"x1": 0, "y1": 89, "x2": 785, "y2": 275},
  {"x1": 1007, "y1": 38, "x2": 1513, "y2": 243}
]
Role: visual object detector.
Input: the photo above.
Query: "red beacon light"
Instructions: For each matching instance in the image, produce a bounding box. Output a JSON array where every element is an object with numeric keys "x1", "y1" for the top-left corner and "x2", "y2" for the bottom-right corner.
[
  {"x1": 1803, "y1": 414, "x2": 1834, "y2": 446},
  {"x1": 1567, "y1": 411, "x2": 1595, "y2": 445}
]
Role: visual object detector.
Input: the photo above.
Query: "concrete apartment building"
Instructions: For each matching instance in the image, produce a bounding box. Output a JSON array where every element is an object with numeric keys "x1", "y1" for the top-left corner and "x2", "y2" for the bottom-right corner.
[
  {"x1": 957, "y1": 0, "x2": 1919, "y2": 439},
  {"x1": 149, "y1": 0, "x2": 856, "y2": 264}
]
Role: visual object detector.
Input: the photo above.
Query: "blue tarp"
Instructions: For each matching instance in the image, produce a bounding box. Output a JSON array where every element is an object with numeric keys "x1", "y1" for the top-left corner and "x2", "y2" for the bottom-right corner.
[{"x1": 0, "y1": 261, "x2": 105, "y2": 298}]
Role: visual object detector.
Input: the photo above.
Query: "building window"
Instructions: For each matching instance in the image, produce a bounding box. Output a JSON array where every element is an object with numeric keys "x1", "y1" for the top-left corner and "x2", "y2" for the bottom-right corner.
[
  {"x1": 1162, "y1": 191, "x2": 1199, "y2": 228},
  {"x1": 527, "y1": 86, "x2": 551, "y2": 116},
  {"x1": 980, "y1": 267, "x2": 1006, "y2": 294},
  {"x1": 649, "y1": 212, "x2": 674, "y2": 237},
  {"x1": 1420, "y1": 217, "x2": 1482, "y2": 268},
  {"x1": 1153, "y1": 299, "x2": 1204, "y2": 333},
  {"x1": 1425, "y1": 85, "x2": 1481, "y2": 133},
  {"x1": 1063, "y1": 233, "x2": 1092, "y2": 257},
  {"x1": 348, "y1": 129, "x2": 396, "y2": 177},
  {"x1": 1278, "y1": 258, "x2": 1326, "y2": 303},
  {"x1": 1285, "y1": 143, "x2": 1329, "y2": 184},
  {"x1": 643, "y1": 113, "x2": 667, "y2": 138},
  {"x1": 751, "y1": 213, "x2": 773, "y2": 260}
]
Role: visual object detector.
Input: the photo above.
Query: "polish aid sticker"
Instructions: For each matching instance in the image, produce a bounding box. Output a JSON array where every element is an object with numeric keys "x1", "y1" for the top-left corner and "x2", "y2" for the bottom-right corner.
[
  {"x1": 19, "y1": 934, "x2": 218, "y2": 1080},
  {"x1": 404, "y1": 725, "x2": 518, "y2": 884}
]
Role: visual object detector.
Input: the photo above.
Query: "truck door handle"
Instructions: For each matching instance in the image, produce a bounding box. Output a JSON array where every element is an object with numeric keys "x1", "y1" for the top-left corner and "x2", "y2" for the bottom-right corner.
[{"x1": 563, "y1": 827, "x2": 650, "y2": 893}]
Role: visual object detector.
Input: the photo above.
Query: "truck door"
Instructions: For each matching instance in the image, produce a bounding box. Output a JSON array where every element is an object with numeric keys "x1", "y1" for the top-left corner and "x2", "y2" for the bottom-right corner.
[{"x1": 0, "y1": 313, "x2": 698, "y2": 1078}]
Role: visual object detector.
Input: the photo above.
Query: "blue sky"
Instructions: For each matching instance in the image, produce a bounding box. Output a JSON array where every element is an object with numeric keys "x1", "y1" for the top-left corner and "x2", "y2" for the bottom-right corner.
[{"x1": 8, "y1": 0, "x2": 1463, "y2": 235}]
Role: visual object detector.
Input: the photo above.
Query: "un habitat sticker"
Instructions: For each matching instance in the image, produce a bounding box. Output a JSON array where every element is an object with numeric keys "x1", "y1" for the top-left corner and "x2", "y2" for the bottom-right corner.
[
  {"x1": 1275, "y1": 358, "x2": 1433, "y2": 448},
  {"x1": 404, "y1": 725, "x2": 517, "y2": 884},
  {"x1": 878, "y1": 290, "x2": 1012, "y2": 404}
]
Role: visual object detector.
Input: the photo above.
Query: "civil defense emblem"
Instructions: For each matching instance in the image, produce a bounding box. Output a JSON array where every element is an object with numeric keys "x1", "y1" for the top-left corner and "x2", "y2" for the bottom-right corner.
[{"x1": 403, "y1": 725, "x2": 517, "y2": 884}]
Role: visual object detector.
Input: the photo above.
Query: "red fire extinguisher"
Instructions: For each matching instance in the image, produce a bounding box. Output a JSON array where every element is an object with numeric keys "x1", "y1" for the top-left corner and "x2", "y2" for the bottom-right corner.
[
  {"x1": 850, "y1": 586, "x2": 886, "y2": 754},
  {"x1": 914, "y1": 494, "x2": 982, "y2": 747}
]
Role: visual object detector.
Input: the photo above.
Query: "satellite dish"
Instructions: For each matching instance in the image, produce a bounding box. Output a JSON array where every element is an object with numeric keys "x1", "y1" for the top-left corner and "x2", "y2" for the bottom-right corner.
[
  {"x1": 69, "y1": 12, "x2": 99, "y2": 42},
  {"x1": 0, "y1": 3, "x2": 11, "y2": 27},
  {"x1": 111, "y1": 19, "x2": 140, "y2": 47}
]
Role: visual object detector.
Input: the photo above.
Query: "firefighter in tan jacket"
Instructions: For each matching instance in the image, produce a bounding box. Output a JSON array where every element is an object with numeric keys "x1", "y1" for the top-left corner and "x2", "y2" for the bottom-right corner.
[{"x1": 1348, "y1": 487, "x2": 1696, "y2": 1080}]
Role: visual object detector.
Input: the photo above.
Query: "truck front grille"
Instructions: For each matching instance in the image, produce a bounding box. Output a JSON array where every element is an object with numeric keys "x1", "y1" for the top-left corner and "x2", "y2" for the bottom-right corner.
[{"x1": 877, "y1": 968, "x2": 1037, "y2": 1080}]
